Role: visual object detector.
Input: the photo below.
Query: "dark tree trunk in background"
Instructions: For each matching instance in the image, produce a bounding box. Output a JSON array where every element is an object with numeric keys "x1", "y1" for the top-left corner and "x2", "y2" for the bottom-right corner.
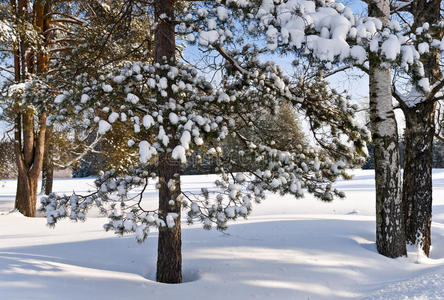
[
  {"x1": 402, "y1": 103, "x2": 435, "y2": 255},
  {"x1": 401, "y1": 0, "x2": 442, "y2": 256},
  {"x1": 154, "y1": 0, "x2": 182, "y2": 284},
  {"x1": 41, "y1": 127, "x2": 54, "y2": 195},
  {"x1": 39, "y1": 0, "x2": 54, "y2": 195},
  {"x1": 368, "y1": 0, "x2": 406, "y2": 258}
]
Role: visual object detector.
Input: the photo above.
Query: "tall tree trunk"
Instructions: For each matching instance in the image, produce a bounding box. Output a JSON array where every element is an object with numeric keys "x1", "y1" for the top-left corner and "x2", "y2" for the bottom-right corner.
[
  {"x1": 368, "y1": 0, "x2": 406, "y2": 257},
  {"x1": 402, "y1": 0, "x2": 442, "y2": 256},
  {"x1": 13, "y1": 0, "x2": 50, "y2": 217},
  {"x1": 154, "y1": 0, "x2": 182, "y2": 283},
  {"x1": 157, "y1": 158, "x2": 182, "y2": 283},
  {"x1": 41, "y1": 127, "x2": 54, "y2": 195},
  {"x1": 402, "y1": 102, "x2": 435, "y2": 255}
]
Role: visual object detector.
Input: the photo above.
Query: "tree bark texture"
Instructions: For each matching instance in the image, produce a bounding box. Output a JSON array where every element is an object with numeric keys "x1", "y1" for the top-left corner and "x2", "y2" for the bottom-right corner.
[
  {"x1": 15, "y1": 166, "x2": 38, "y2": 217},
  {"x1": 157, "y1": 158, "x2": 182, "y2": 284},
  {"x1": 14, "y1": 110, "x2": 47, "y2": 217},
  {"x1": 41, "y1": 127, "x2": 54, "y2": 195},
  {"x1": 154, "y1": 0, "x2": 182, "y2": 284},
  {"x1": 13, "y1": 0, "x2": 50, "y2": 217},
  {"x1": 368, "y1": 0, "x2": 406, "y2": 257},
  {"x1": 402, "y1": 103, "x2": 435, "y2": 255},
  {"x1": 402, "y1": 0, "x2": 442, "y2": 256}
]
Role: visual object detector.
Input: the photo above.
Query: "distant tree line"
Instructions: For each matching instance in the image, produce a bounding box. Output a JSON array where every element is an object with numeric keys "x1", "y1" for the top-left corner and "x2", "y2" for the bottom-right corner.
[
  {"x1": 3, "y1": 131, "x2": 443, "y2": 180},
  {"x1": 362, "y1": 138, "x2": 444, "y2": 169}
]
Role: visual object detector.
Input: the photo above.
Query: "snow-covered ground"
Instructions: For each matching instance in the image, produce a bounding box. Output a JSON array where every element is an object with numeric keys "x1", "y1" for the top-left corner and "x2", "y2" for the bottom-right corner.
[{"x1": 1, "y1": 170, "x2": 444, "y2": 299}]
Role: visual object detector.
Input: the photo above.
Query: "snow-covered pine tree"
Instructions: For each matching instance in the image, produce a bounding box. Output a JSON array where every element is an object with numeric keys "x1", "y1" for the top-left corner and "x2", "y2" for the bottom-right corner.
[
  {"x1": 253, "y1": 0, "x2": 444, "y2": 258},
  {"x1": 0, "y1": 0, "x2": 51, "y2": 216},
  {"x1": 250, "y1": 0, "x2": 408, "y2": 257},
  {"x1": 39, "y1": 0, "x2": 369, "y2": 283},
  {"x1": 1, "y1": 0, "x2": 101, "y2": 199},
  {"x1": 41, "y1": 0, "x2": 154, "y2": 193}
]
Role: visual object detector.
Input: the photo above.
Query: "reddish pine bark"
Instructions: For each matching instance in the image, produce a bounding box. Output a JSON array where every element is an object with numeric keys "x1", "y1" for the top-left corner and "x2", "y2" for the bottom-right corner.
[{"x1": 154, "y1": 0, "x2": 182, "y2": 283}]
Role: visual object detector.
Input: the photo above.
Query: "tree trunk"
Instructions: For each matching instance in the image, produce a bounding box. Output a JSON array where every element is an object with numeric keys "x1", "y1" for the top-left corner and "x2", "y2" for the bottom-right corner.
[
  {"x1": 157, "y1": 158, "x2": 182, "y2": 283},
  {"x1": 15, "y1": 168, "x2": 38, "y2": 217},
  {"x1": 368, "y1": 0, "x2": 406, "y2": 257},
  {"x1": 14, "y1": 110, "x2": 47, "y2": 217},
  {"x1": 13, "y1": 0, "x2": 49, "y2": 217},
  {"x1": 401, "y1": 0, "x2": 442, "y2": 256},
  {"x1": 41, "y1": 127, "x2": 54, "y2": 195},
  {"x1": 154, "y1": 0, "x2": 182, "y2": 283},
  {"x1": 402, "y1": 103, "x2": 435, "y2": 255}
]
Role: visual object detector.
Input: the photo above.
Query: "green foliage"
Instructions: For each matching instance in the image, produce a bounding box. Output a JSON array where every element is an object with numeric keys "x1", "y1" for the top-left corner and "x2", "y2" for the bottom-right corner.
[{"x1": 222, "y1": 101, "x2": 308, "y2": 172}]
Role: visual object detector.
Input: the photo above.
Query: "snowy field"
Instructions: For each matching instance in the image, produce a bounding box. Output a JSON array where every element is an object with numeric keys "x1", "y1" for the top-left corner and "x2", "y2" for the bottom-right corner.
[{"x1": 1, "y1": 170, "x2": 444, "y2": 300}]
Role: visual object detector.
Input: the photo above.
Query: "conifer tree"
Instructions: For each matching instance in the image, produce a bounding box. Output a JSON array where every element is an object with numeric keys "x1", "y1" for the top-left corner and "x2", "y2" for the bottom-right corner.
[
  {"x1": 254, "y1": 0, "x2": 444, "y2": 258},
  {"x1": 252, "y1": 0, "x2": 408, "y2": 257},
  {"x1": 0, "y1": 0, "x2": 51, "y2": 217},
  {"x1": 39, "y1": 0, "x2": 368, "y2": 283},
  {"x1": 40, "y1": 0, "x2": 153, "y2": 193}
]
